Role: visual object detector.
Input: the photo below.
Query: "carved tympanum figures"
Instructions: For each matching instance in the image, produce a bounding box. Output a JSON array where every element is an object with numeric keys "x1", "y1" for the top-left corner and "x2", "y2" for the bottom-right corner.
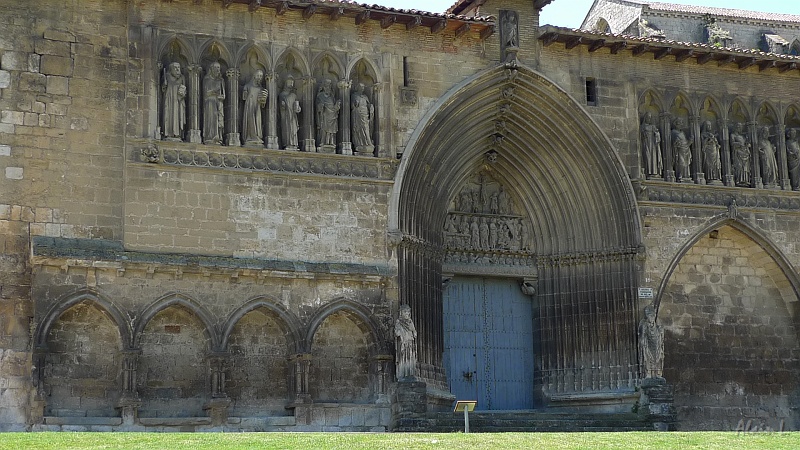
[
  {"x1": 279, "y1": 76, "x2": 301, "y2": 150},
  {"x1": 700, "y1": 120, "x2": 721, "y2": 183},
  {"x1": 162, "y1": 62, "x2": 187, "y2": 141},
  {"x1": 757, "y1": 125, "x2": 778, "y2": 187},
  {"x1": 641, "y1": 111, "x2": 662, "y2": 178},
  {"x1": 787, "y1": 128, "x2": 800, "y2": 191},
  {"x1": 730, "y1": 122, "x2": 751, "y2": 187},
  {"x1": 351, "y1": 83, "x2": 374, "y2": 155},
  {"x1": 241, "y1": 70, "x2": 268, "y2": 147},
  {"x1": 395, "y1": 304, "x2": 418, "y2": 381},
  {"x1": 444, "y1": 173, "x2": 532, "y2": 254},
  {"x1": 671, "y1": 117, "x2": 692, "y2": 182},
  {"x1": 316, "y1": 78, "x2": 340, "y2": 152},
  {"x1": 202, "y1": 62, "x2": 226, "y2": 145},
  {"x1": 638, "y1": 303, "x2": 664, "y2": 379}
]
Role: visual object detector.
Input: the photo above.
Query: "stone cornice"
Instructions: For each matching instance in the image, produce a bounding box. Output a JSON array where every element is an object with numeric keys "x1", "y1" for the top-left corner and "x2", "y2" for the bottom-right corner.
[{"x1": 134, "y1": 139, "x2": 398, "y2": 183}]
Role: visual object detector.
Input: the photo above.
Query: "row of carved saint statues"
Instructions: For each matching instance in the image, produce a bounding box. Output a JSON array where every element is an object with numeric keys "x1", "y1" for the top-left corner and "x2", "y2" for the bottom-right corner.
[
  {"x1": 640, "y1": 112, "x2": 800, "y2": 190},
  {"x1": 160, "y1": 61, "x2": 375, "y2": 155}
]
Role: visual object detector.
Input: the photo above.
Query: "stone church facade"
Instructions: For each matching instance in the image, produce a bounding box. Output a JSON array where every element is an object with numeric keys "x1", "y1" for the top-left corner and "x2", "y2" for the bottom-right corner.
[{"x1": 0, "y1": 0, "x2": 798, "y2": 432}]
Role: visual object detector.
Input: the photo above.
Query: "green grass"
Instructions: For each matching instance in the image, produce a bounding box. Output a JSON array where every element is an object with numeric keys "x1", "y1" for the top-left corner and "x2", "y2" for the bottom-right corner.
[{"x1": 0, "y1": 432, "x2": 798, "y2": 450}]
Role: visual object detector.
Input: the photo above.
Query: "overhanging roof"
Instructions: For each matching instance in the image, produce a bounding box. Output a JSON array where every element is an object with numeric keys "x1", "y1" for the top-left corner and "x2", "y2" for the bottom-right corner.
[{"x1": 539, "y1": 25, "x2": 800, "y2": 73}]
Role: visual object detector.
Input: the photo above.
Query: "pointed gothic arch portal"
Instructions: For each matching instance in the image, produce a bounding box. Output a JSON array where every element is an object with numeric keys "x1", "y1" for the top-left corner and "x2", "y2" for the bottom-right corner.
[{"x1": 392, "y1": 64, "x2": 642, "y2": 410}]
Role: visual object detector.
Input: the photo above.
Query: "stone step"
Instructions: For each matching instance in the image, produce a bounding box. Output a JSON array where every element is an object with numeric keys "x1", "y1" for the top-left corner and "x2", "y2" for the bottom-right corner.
[{"x1": 395, "y1": 412, "x2": 652, "y2": 432}]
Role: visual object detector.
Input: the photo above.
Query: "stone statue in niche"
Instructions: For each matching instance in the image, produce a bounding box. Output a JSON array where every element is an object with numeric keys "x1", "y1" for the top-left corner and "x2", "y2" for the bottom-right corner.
[
  {"x1": 671, "y1": 117, "x2": 692, "y2": 182},
  {"x1": 700, "y1": 120, "x2": 721, "y2": 182},
  {"x1": 202, "y1": 62, "x2": 226, "y2": 145},
  {"x1": 162, "y1": 62, "x2": 187, "y2": 141},
  {"x1": 241, "y1": 70, "x2": 268, "y2": 147},
  {"x1": 638, "y1": 303, "x2": 664, "y2": 379},
  {"x1": 351, "y1": 83, "x2": 375, "y2": 155},
  {"x1": 786, "y1": 128, "x2": 800, "y2": 190},
  {"x1": 315, "y1": 78, "x2": 341, "y2": 152},
  {"x1": 502, "y1": 11, "x2": 519, "y2": 48},
  {"x1": 395, "y1": 304, "x2": 417, "y2": 380},
  {"x1": 640, "y1": 111, "x2": 662, "y2": 178},
  {"x1": 730, "y1": 122, "x2": 751, "y2": 186},
  {"x1": 757, "y1": 126, "x2": 778, "y2": 186},
  {"x1": 279, "y1": 76, "x2": 301, "y2": 150}
]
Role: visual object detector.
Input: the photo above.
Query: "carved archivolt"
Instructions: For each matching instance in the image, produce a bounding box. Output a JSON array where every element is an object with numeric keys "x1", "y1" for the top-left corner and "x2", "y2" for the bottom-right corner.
[{"x1": 155, "y1": 35, "x2": 381, "y2": 157}]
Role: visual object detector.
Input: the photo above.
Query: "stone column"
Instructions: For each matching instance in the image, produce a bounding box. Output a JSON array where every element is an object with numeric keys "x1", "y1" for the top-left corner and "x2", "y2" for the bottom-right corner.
[
  {"x1": 155, "y1": 61, "x2": 164, "y2": 139},
  {"x1": 265, "y1": 71, "x2": 279, "y2": 149},
  {"x1": 30, "y1": 347, "x2": 47, "y2": 424},
  {"x1": 302, "y1": 76, "x2": 316, "y2": 152},
  {"x1": 372, "y1": 354, "x2": 394, "y2": 404},
  {"x1": 776, "y1": 123, "x2": 790, "y2": 190},
  {"x1": 338, "y1": 79, "x2": 353, "y2": 155},
  {"x1": 186, "y1": 64, "x2": 202, "y2": 143},
  {"x1": 690, "y1": 115, "x2": 705, "y2": 184},
  {"x1": 204, "y1": 352, "x2": 231, "y2": 427},
  {"x1": 291, "y1": 353, "x2": 313, "y2": 403},
  {"x1": 720, "y1": 119, "x2": 734, "y2": 186},
  {"x1": 660, "y1": 113, "x2": 674, "y2": 182},
  {"x1": 372, "y1": 82, "x2": 384, "y2": 158},
  {"x1": 117, "y1": 349, "x2": 142, "y2": 425},
  {"x1": 225, "y1": 68, "x2": 240, "y2": 146},
  {"x1": 748, "y1": 121, "x2": 763, "y2": 188}
]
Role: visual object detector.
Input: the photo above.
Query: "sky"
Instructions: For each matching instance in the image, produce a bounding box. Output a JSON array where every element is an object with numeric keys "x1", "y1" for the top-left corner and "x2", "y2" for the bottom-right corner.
[{"x1": 371, "y1": 0, "x2": 800, "y2": 29}]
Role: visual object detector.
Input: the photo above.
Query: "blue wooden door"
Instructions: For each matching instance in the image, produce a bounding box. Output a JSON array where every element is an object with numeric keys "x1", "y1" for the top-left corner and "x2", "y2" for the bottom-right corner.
[{"x1": 443, "y1": 277, "x2": 534, "y2": 410}]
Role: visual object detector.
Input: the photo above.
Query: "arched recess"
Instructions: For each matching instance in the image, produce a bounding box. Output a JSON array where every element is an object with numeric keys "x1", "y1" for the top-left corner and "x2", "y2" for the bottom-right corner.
[
  {"x1": 654, "y1": 215, "x2": 800, "y2": 314},
  {"x1": 223, "y1": 297, "x2": 300, "y2": 416},
  {"x1": 134, "y1": 294, "x2": 216, "y2": 418},
  {"x1": 656, "y1": 220, "x2": 800, "y2": 430},
  {"x1": 39, "y1": 293, "x2": 126, "y2": 417},
  {"x1": 791, "y1": 39, "x2": 800, "y2": 56},
  {"x1": 347, "y1": 57, "x2": 382, "y2": 156},
  {"x1": 391, "y1": 63, "x2": 642, "y2": 397},
  {"x1": 36, "y1": 289, "x2": 131, "y2": 349},
  {"x1": 306, "y1": 299, "x2": 387, "y2": 403}
]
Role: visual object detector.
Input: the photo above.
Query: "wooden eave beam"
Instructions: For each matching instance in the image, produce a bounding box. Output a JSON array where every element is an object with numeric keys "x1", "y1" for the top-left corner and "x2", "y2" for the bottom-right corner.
[
  {"x1": 455, "y1": 22, "x2": 471, "y2": 38},
  {"x1": 758, "y1": 60, "x2": 775, "y2": 72},
  {"x1": 406, "y1": 15, "x2": 422, "y2": 30},
  {"x1": 737, "y1": 57, "x2": 756, "y2": 70},
  {"x1": 696, "y1": 52, "x2": 714, "y2": 64},
  {"x1": 539, "y1": 32, "x2": 558, "y2": 46},
  {"x1": 275, "y1": 1, "x2": 288, "y2": 15},
  {"x1": 248, "y1": 0, "x2": 261, "y2": 12},
  {"x1": 717, "y1": 54, "x2": 736, "y2": 66},
  {"x1": 588, "y1": 39, "x2": 606, "y2": 53},
  {"x1": 480, "y1": 24, "x2": 495, "y2": 40},
  {"x1": 609, "y1": 41, "x2": 627, "y2": 54},
  {"x1": 565, "y1": 36, "x2": 583, "y2": 50},
  {"x1": 329, "y1": 6, "x2": 344, "y2": 20},
  {"x1": 355, "y1": 10, "x2": 370, "y2": 25},
  {"x1": 653, "y1": 47, "x2": 671, "y2": 60},
  {"x1": 631, "y1": 44, "x2": 649, "y2": 56},
  {"x1": 302, "y1": 4, "x2": 316, "y2": 19},
  {"x1": 431, "y1": 19, "x2": 447, "y2": 34},
  {"x1": 778, "y1": 62, "x2": 798, "y2": 73},
  {"x1": 674, "y1": 49, "x2": 694, "y2": 62},
  {"x1": 381, "y1": 14, "x2": 396, "y2": 29}
]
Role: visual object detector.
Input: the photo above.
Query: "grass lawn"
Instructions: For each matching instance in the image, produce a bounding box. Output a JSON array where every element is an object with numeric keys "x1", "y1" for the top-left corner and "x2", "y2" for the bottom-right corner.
[{"x1": 0, "y1": 432, "x2": 798, "y2": 449}]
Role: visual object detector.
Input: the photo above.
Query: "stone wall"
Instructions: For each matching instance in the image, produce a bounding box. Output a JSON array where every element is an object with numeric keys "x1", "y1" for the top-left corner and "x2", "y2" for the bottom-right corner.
[{"x1": 660, "y1": 225, "x2": 800, "y2": 430}]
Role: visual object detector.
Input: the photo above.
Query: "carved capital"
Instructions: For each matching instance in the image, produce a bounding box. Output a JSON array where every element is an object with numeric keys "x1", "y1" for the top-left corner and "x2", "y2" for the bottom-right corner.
[
  {"x1": 338, "y1": 79, "x2": 352, "y2": 90},
  {"x1": 225, "y1": 68, "x2": 240, "y2": 79}
]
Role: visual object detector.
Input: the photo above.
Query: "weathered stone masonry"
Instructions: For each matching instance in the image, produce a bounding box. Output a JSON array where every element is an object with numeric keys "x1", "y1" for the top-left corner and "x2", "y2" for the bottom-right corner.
[{"x1": 1, "y1": 0, "x2": 800, "y2": 432}]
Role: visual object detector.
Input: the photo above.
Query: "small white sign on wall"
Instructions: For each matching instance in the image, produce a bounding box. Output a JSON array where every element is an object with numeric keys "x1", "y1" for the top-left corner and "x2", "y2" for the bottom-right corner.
[{"x1": 638, "y1": 287, "x2": 654, "y2": 299}]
